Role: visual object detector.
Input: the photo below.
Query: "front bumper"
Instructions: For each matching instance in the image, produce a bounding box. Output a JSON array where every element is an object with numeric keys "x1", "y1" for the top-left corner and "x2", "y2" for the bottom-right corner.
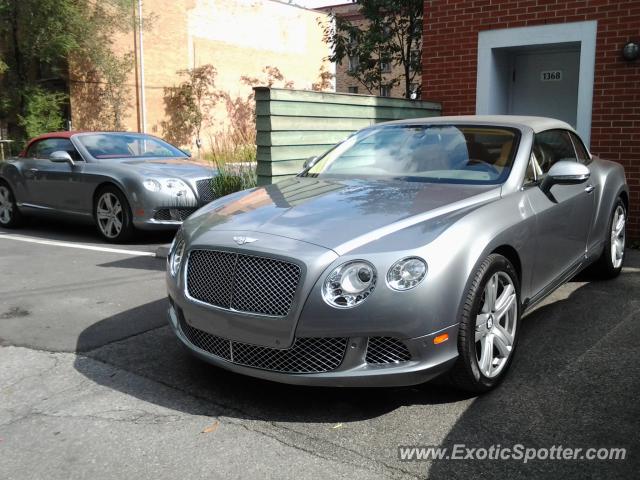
[{"x1": 168, "y1": 302, "x2": 459, "y2": 387}]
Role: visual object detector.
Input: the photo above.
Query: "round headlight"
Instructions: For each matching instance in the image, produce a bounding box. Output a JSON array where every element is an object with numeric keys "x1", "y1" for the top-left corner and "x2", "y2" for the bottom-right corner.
[
  {"x1": 143, "y1": 178, "x2": 161, "y2": 192},
  {"x1": 168, "y1": 232, "x2": 186, "y2": 277},
  {"x1": 387, "y1": 257, "x2": 427, "y2": 291},
  {"x1": 322, "y1": 261, "x2": 376, "y2": 308}
]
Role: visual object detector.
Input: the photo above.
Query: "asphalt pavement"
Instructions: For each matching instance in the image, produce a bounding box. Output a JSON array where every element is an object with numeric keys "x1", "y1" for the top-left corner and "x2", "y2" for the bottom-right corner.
[{"x1": 0, "y1": 221, "x2": 638, "y2": 479}]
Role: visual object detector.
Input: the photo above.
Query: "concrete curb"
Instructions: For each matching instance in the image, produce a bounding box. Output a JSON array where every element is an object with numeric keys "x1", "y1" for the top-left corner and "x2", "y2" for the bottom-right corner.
[{"x1": 155, "y1": 245, "x2": 170, "y2": 259}]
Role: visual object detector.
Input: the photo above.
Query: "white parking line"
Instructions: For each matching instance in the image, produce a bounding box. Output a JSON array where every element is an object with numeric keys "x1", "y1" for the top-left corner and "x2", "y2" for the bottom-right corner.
[{"x1": 0, "y1": 233, "x2": 156, "y2": 257}]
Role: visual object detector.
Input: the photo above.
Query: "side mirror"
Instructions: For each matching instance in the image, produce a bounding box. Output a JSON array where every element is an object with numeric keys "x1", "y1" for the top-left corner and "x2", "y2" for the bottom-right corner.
[
  {"x1": 540, "y1": 160, "x2": 590, "y2": 193},
  {"x1": 303, "y1": 155, "x2": 319, "y2": 170},
  {"x1": 50, "y1": 150, "x2": 75, "y2": 166}
]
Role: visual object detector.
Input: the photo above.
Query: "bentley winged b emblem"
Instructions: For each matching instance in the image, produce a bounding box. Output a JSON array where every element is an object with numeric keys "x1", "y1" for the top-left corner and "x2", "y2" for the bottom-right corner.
[{"x1": 233, "y1": 236, "x2": 258, "y2": 245}]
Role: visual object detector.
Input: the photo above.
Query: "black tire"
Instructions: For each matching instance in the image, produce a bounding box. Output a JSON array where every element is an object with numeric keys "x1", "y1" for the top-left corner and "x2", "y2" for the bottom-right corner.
[
  {"x1": 448, "y1": 254, "x2": 521, "y2": 393},
  {"x1": 588, "y1": 198, "x2": 626, "y2": 280},
  {"x1": 94, "y1": 185, "x2": 135, "y2": 243},
  {"x1": 0, "y1": 181, "x2": 23, "y2": 228}
]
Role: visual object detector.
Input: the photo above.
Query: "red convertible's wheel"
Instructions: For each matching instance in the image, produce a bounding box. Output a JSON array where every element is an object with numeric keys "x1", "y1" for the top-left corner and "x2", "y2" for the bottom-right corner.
[
  {"x1": 449, "y1": 254, "x2": 521, "y2": 393},
  {"x1": 0, "y1": 181, "x2": 23, "y2": 228},
  {"x1": 94, "y1": 186, "x2": 135, "y2": 243}
]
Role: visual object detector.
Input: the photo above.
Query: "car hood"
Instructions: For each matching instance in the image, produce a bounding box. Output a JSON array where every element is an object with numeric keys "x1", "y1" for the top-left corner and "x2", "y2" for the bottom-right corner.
[
  {"x1": 186, "y1": 177, "x2": 500, "y2": 252},
  {"x1": 115, "y1": 158, "x2": 216, "y2": 179}
]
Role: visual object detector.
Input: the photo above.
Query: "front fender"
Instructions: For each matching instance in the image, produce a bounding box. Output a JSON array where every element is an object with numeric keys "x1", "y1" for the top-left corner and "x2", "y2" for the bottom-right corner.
[
  {"x1": 420, "y1": 190, "x2": 536, "y2": 327},
  {"x1": 295, "y1": 192, "x2": 537, "y2": 339}
]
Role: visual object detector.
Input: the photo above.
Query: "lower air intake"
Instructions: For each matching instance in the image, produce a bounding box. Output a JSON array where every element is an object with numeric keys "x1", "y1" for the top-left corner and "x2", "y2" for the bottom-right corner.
[
  {"x1": 180, "y1": 319, "x2": 347, "y2": 373},
  {"x1": 365, "y1": 337, "x2": 412, "y2": 364}
]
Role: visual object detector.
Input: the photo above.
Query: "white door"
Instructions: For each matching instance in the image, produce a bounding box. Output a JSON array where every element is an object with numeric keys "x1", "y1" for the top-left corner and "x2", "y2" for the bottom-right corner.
[{"x1": 508, "y1": 49, "x2": 580, "y2": 127}]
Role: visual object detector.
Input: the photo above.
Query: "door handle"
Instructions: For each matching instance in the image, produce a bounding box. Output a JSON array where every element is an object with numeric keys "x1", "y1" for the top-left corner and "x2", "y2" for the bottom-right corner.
[
  {"x1": 585, "y1": 184, "x2": 595, "y2": 194},
  {"x1": 28, "y1": 168, "x2": 39, "y2": 173}
]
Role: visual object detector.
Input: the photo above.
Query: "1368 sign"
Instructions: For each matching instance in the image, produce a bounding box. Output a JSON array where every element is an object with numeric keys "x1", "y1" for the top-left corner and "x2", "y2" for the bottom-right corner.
[{"x1": 540, "y1": 70, "x2": 563, "y2": 82}]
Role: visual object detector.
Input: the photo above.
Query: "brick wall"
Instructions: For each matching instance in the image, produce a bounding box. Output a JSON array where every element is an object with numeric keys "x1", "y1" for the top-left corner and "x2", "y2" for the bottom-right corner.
[{"x1": 422, "y1": 0, "x2": 640, "y2": 237}]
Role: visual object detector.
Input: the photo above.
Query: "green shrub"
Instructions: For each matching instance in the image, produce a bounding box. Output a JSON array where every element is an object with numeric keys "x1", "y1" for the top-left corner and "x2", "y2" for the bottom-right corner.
[
  {"x1": 18, "y1": 88, "x2": 67, "y2": 139},
  {"x1": 210, "y1": 159, "x2": 257, "y2": 198}
]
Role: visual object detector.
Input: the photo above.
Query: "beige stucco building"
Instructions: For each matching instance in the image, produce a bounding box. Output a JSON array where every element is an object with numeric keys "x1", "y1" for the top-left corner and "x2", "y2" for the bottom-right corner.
[{"x1": 69, "y1": 0, "x2": 333, "y2": 151}]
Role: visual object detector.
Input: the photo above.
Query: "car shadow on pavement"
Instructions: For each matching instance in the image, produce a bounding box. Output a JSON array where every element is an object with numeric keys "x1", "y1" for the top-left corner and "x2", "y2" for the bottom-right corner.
[
  {"x1": 10, "y1": 215, "x2": 176, "y2": 246},
  {"x1": 97, "y1": 256, "x2": 167, "y2": 271},
  {"x1": 73, "y1": 252, "x2": 640, "y2": 468},
  {"x1": 426, "y1": 262, "x2": 640, "y2": 478}
]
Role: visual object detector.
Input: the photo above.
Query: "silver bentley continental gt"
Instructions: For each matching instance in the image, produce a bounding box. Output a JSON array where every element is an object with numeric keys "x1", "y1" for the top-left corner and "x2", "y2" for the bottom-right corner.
[
  {"x1": 0, "y1": 132, "x2": 216, "y2": 242},
  {"x1": 166, "y1": 116, "x2": 628, "y2": 393}
]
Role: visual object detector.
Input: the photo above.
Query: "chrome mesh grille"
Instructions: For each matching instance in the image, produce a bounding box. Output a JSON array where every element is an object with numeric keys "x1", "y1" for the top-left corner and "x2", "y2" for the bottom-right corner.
[
  {"x1": 154, "y1": 207, "x2": 198, "y2": 221},
  {"x1": 187, "y1": 250, "x2": 236, "y2": 308},
  {"x1": 179, "y1": 318, "x2": 347, "y2": 373},
  {"x1": 186, "y1": 250, "x2": 301, "y2": 317},
  {"x1": 232, "y1": 337, "x2": 347, "y2": 373},
  {"x1": 196, "y1": 178, "x2": 215, "y2": 204},
  {"x1": 366, "y1": 337, "x2": 412, "y2": 364},
  {"x1": 181, "y1": 320, "x2": 231, "y2": 360}
]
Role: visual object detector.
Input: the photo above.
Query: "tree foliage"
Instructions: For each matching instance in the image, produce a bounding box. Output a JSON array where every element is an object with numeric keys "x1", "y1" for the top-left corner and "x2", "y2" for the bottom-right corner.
[
  {"x1": 0, "y1": 0, "x2": 137, "y2": 141},
  {"x1": 18, "y1": 88, "x2": 68, "y2": 139},
  {"x1": 322, "y1": 0, "x2": 423, "y2": 98},
  {"x1": 161, "y1": 65, "x2": 218, "y2": 155}
]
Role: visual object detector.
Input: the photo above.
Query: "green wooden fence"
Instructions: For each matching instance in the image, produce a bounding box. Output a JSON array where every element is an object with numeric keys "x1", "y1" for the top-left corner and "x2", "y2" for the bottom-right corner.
[{"x1": 254, "y1": 87, "x2": 442, "y2": 185}]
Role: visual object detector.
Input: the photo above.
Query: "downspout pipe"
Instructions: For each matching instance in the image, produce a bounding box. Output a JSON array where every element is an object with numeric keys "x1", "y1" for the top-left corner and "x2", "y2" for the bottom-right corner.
[{"x1": 137, "y1": 0, "x2": 147, "y2": 133}]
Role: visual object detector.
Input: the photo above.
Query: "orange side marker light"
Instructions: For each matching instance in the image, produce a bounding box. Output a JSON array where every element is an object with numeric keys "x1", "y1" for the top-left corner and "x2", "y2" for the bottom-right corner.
[{"x1": 433, "y1": 333, "x2": 449, "y2": 345}]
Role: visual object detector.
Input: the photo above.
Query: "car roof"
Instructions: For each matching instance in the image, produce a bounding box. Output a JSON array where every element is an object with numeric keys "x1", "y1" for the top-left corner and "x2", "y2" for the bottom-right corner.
[
  {"x1": 19, "y1": 131, "x2": 82, "y2": 156},
  {"x1": 382, "y1": 115, "x2": 577, "y2": 134},
  {"x1": 29, "y1": 131, "x2": 81, "y2": 141},
  {"x1": 19, "y1": 131, "x2": 153, "y2": 156}
]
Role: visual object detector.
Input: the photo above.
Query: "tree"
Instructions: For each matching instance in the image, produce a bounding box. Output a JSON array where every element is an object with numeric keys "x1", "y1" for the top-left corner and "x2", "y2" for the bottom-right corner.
[
  {"x1": 17, "y1": 88, "x2": 68, "y2": 139},
  {"x1": 161, "y1": 65, "x2": 218, "y2": 156},
  {"x1": 0, "y1": 0, "x2": 137, "y2": 141},
  {"x1": 311, "y1": 65, "x2": 335, "y2": 91},
  {"x1": 322, "y1": 0, "x2": 423, "y2": 98}
]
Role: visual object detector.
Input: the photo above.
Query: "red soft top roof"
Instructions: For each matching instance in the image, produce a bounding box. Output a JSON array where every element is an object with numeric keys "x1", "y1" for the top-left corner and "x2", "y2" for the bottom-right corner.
[{"x1": 19, "y1": 131, "x2": 84, "y2": 156}]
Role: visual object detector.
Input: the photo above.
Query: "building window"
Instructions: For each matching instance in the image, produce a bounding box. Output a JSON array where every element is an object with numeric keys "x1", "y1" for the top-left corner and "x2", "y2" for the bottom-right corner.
[
  {"x1": 380, "y1": 58, "x2": 391, "y2": 73},
  {"x1": 349, "y1": 31, "x2": 358, "y2": 47},
  {"x1": 380, "y1": 85, "x2": 391, "y2": 97},
  {"x1": 348, "y1": 86, "x2": 358, "y2": 94},
  {"x1": 348, "y1": 55, "x2": 359, "y2": 73}
]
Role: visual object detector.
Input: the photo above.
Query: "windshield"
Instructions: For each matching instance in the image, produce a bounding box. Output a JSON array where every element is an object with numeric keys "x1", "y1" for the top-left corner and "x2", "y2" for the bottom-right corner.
[
  {"x1": 304, "y1": 125, "x2": 520, "y2": 185},
  {"x1": 77, "y1": 133, "x2": 187, "y2": 159}
]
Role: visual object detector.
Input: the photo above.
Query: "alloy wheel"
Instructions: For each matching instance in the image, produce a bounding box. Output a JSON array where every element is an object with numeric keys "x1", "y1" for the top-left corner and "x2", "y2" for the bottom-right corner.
[
  {"x1": 0, "y1": 185, "x2": 13, "y2": 225},
  {"x1": 610, "y1": 205, "x2": 625, "y2": 269},
  {"x1": 96, "y1": 192, "x2": 123, "y2": 239},
  {"x1": 475, "y1": 271, "x2": 518, "y2": 378}
]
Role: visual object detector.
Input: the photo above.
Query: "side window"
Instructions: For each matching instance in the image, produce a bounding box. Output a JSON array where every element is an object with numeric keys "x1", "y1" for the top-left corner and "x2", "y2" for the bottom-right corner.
[
  {"x1": 34, "y1": 139, "x2": 59, "y2": 159},
  {"x1": 25, "y1": 141, "x2": 40, "y2": 158},
  {"x1": 532, "y1": 130, "x2": 577, "y2": 175},
  {"x1": 568, "y1": 132, "x2": 590, "y2": 164},
  {"x1": 32, "y1": 138, "x2": 81, "y2": 161}
]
